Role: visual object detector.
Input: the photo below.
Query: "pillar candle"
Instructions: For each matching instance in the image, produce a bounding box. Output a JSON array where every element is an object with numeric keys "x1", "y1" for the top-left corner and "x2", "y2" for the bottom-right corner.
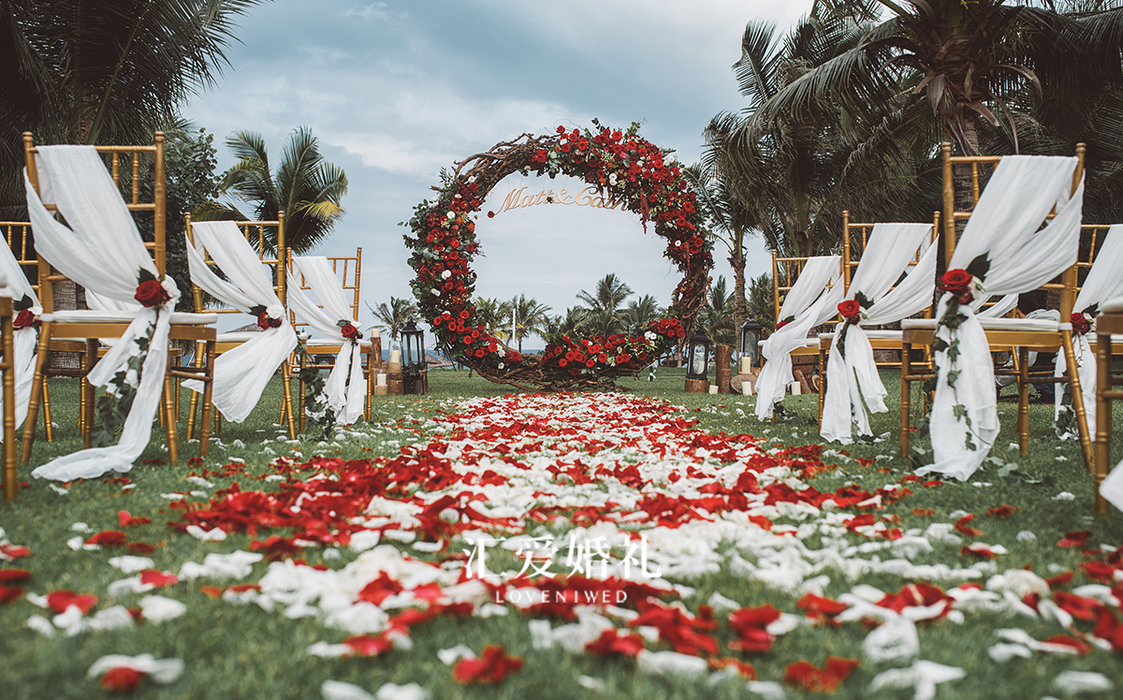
[
  {"x1": 740, "y1": 357, "x2": 752, "y2": 375},
  {"x1": 790, "y1": 382, "x2": 802, "y2": 395},
  {"x1": 742, "y1": 381, "x2": 753, "y2": 396},
  {"x1": 389, "y1": 349, "x2": 400, "y2": 364},
  {"x1": 376, "y1": 372, "x2": 387, "y2": 386},
  {"x1": 708, "y1": 384, "x2": 719, "y2": 395}
]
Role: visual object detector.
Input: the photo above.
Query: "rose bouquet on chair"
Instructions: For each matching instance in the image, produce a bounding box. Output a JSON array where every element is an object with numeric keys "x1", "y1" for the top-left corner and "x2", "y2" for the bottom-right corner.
[
  {"x1": 92, "y1": 270, "x2": 175, "y2": 447},
  {"x1": 929, "y1": 256, "x2": 991, "y2": 453}
]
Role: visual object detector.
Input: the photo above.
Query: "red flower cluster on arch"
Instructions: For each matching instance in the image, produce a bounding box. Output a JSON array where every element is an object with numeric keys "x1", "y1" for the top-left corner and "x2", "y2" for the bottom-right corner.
[{"x1": 405, "y1": 121, "x2": 712, "y2": 389}]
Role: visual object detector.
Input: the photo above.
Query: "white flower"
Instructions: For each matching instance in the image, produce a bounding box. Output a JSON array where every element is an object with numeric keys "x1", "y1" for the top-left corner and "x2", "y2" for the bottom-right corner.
[
  {"x1": 609, "y1": 173, "x2": 618, "y2": 185},
  {"x1": 674, "y1": 240, "x2": 682, "y2": 247},
  {"x1": 431, "y1": 289, "x2": 440, "y2": 296},
  {"x1": 441, "y1": 270, "x2": 452, "y2": 280},
  {"x1": 266, "y1": 304, "x2": 284, "y2": 319},
  {"x1": 446, "y1": 211, "x2": 455, "y2": 219},
  {"x1": 644, "y1": 331, "x2": 657, "y2": 341}
]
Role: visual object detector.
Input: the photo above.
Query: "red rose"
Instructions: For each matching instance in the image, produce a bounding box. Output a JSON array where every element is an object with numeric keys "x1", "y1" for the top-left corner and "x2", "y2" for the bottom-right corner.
[
  {"x1": 838, "y1": 300, "x2": 861, "y2": 323},
  {"x1": 257, "y1": 313, "x2": 281, "y2": 330},
  {"x1": 776, "y1": 320, "x2": 789, "y2": 330},
  {"x1": 340, "y1": 323, "x2": 361, "y2": 340},
  {"x1": 134, "y1": 279, "x2": 170, "y2": 308},
  {"x1": 1071, "y1": 312, "x2": 1091, "y2": 335},
  {"x1": 940, "y1": 268, "x2": 974, "y2": 296},
  {"x1": 13, "y1": 309, "x2": 37, "y2": 330}
]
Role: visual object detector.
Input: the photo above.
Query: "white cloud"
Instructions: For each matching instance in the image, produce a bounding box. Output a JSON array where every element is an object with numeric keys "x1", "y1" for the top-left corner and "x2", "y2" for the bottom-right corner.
[{"x1": 342, "y1": 3, "x2": 407, "y2": 23}]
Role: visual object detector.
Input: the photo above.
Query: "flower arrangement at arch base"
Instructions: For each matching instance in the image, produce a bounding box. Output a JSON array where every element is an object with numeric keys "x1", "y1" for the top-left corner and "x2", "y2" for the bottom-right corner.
[{"x1": 404, "y1": 121, "x2": 711, "y2": 390}]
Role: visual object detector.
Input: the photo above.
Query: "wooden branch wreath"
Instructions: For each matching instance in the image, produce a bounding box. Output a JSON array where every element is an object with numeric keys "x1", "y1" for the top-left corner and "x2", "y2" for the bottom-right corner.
[{"x1": 404, "y1": 121, "x2": 712, "y2": 391}]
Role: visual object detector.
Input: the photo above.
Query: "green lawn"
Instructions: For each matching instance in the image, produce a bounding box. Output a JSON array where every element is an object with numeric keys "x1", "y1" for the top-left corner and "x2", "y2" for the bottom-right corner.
[{"x1": 1, "y1": 368, "x2": 1122, "y2": 699}]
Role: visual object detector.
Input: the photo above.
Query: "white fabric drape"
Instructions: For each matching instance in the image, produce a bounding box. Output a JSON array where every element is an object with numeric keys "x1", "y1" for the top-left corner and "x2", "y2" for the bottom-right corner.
[
  {"x1": 1054, "y1": 224, "x2": 1123, "y2": 434},
  {"x1": 0, "y1": 240, "x2": 41, "y2": 429},
  {"x1": 24, "y1": 145, "x2": 178, "y2": 481},
  {"x1": 820, "y1": 224, "x2": 937, "y2": 443},
  {"x1": 918, "y1": 156, "x2": 1083, "y2": 481},
  {"x1": 181, "y1": 221, "x2": 297, "y2": 422},
  {"x1": 287, "y1": 256, "x2": 365, "y2": 425},
  {"x1": 755, "y1": 256, "x2": 842, "y2": 421}
]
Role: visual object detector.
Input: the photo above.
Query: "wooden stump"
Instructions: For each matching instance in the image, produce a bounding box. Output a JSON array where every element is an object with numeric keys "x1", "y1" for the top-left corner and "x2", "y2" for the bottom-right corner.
[
  {"x1": 388, "y1": 372, "x2": 405, "y2": 395},
  {"x1": 715, "y1": 344, "x2": 732, "y2": 394},
  {"x1": 684, "y1": 377, "x2": 709, "y2": 394}
]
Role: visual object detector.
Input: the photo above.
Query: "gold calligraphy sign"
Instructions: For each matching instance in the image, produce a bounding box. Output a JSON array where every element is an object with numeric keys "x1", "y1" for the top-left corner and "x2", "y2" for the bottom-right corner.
[{"x1": 492, "y1": 185, "x2": 625, "y2": 215}]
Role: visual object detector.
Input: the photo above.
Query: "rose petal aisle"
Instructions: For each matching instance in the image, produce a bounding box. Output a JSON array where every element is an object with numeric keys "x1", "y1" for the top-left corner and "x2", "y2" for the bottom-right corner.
[{"x1": 2, "y1": 390, "x2": 1123, "y2": 698}]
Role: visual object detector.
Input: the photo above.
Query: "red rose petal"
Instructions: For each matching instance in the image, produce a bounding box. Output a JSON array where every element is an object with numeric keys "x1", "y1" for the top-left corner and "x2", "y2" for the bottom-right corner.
[{"x1": 99, "y1": 666, "x2": 146, "y2": 692}]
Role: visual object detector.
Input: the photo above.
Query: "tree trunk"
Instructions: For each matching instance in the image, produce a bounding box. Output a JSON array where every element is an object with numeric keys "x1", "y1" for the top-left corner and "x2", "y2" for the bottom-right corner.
[{"x1": 729, "y1": 247, "x2": 747, "y2": 337}]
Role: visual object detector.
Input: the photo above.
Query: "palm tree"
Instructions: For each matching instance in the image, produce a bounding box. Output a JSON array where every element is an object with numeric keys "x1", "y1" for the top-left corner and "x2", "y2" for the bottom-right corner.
[
  {"x1": 541, "y1": 307, "x2": 586, "y2": 338},
  {"x1": 0, "y1": 0, "x2": 264, "y2": 216},
  {"x1": 687, "y1": 160, "x2": 759, "y2": 335},
  {"x1": 759, "y1": 1, "x2": 1123, "y2": 157},
  {"x1": 701, "y1": 275, "x2": 736, "y2": 345},
  {"x1": 218, "y1": 127, "x2": 348, "y2": 254},
  {"x1": 707, "y1": 10, "x2": 869, "y2": 259},
  {"x1": 472, "y1": 297, "x2": 512, "y2": 341},
  {"x1": 577, "y1": 273, "x2": 633, "y2": 315},
  {"x1": 747, "y1": 272, "x2": 776, "y2": 334},
  {"x1": 622, "y1": 294, "x2": 662, "y2": 332},
  {"x1": 508, "y1": 294, "x2": 551, "y2": 352},
  {"x1": 367, "y1": 297, "x2": 418, "y2": 342}
]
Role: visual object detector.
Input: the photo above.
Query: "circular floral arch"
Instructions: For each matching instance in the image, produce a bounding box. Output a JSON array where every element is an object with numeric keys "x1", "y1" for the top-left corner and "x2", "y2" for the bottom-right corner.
[{"x1": 405, "y1": 121, "x2": 712, "y2": 390}]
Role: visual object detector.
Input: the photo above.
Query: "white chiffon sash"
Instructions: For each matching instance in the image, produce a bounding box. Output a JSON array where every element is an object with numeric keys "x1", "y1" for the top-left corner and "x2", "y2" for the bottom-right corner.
[
  {"x1": 1054, "y1": 224, "x2": 1123, "y2": 433},
  {"x1": 918, "y1": 155, "x2": 1083, "y2": 480},
  {"x1": 820, "y1": 224, "x2": 936, "y2": 443},
  {"x1": 181, "y1": 222, "x2": 297, "y2": 423},
  {"x1": 755, "y1": 256, "x2": 842, "y2": 421},
  {"x1": 24, "y1": 145, "x2": 176, "y2": 481},
  {"x1": 0, "y1": 241, "x2": 40, "y2": 428},
  {"x1": 287, "y1": 256, "x2": 365, "y2": 425}
]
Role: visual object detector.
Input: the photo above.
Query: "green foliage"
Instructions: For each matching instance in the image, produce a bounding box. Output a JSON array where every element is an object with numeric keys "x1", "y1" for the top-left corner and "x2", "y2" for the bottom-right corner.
[
  {"x1": 217, "y1": 127, "x2": 348, "y2": 254},
  {"x1": 0, "y1": 0, "x2": 264, "y2": 217}
]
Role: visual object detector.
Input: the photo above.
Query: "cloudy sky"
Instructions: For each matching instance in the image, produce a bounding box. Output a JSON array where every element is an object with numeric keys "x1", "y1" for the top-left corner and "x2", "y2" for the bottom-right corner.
[{"x1": 181, "y1": 0, "x2": 812, "y2": 344}]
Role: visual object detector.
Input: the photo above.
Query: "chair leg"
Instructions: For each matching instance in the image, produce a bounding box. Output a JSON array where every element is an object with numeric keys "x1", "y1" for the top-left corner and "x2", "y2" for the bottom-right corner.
[
  {"x1": 298, "y1": 352, "x2": 307, "y2": 435},
  {"x1": 1017, "y1": 347, "x2": 1030, "y2": 456},
  {"x1": 281, "y1": 360, "x2": 296, "y2": 439},
  {"x1": 2, "y1": 312, "x2": 17, "y2": 501},
  {"x1": 20, "y1": 321, "x2": 53, "y2": 465},
  {"x1": 900, "y1": 340, "x2": 912, "y2": 458},
  {"x1": 1095, "y1": 331, "x2": 1113, "y2": 516},
  {"x1": 1058, "y1": 329, "x2": 1094, "y2": 473},
  {"x1": 186, "y1": 341, "x2": 203, "y2": 441},
  {"x1": 199, "y1": 340, "x2": 214, "y2": 458},
  {"x1": 41, "y1": 376, "x2": 53, "y2": 442},
  {"x1": 163, "y1": 372, "x2": 179, "y2": 466},
  {"x1": 816, "y1": 345, "x2": 826, "y2": 429},
  {"x1": 82, "y1": 339, "x2": 98, "y2": 448}
]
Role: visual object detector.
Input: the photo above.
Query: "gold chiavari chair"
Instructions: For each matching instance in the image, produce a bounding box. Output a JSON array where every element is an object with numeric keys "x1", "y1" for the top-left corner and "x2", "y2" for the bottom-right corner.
[
  {"x1": 1095, "y1": 300, "x2": 1123, "y2": 515},
  {"x1": 284, "y1": 248, "x2": 378, "y2": 429},
  {"x1": 815, "y1": 211, "x2": 940, "y2": 425},
  {"x1": 20, "y1": 132, "x2": 217, "y2": 466},
  {"x1": 899, "y1": 142, "x2": 1092, "y2": 470},
  {"x1": 184, "y1": 214, "x2": 296, "y2": 439}
]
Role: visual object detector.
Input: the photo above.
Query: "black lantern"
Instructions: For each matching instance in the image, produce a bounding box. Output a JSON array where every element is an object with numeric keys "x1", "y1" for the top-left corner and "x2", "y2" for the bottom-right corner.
[
  {"x1": 685, "y1": 331, "x2": 711, "y2": 380},
  {"x1": 401, "y1": 320, "x2": 425, "y2": 388},
  {"x1": 739, "y1": 317, "x2": 763, "y2": 370}
]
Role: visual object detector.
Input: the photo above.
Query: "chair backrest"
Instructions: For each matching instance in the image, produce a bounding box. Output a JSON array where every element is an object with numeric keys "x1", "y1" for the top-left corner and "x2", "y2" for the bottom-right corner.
[
  {"x1": 1, "y1": 222, "x2": 36, "y2": 300},
  {"x1": 287, "y1": 247, "x2": 362, "y2": 334},
  {"x1": 1077, "y1": 224, "x2": 1112, "y2": 291},
  {"x1": 185, "y1": 213, "x2": 287, "y2": 316},
  {"x1": 940, "y1": 142, "x2": 1086, "y2": 318},
  {"x1": 22, "y1": 132, "x2": 165, "y2": 314},
  {"x1": 771, "y1": 250, "x2": 841, "y2": 325},
  {"x1": 842, "y1": 211, "x2": 939, "y2": 292}
]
